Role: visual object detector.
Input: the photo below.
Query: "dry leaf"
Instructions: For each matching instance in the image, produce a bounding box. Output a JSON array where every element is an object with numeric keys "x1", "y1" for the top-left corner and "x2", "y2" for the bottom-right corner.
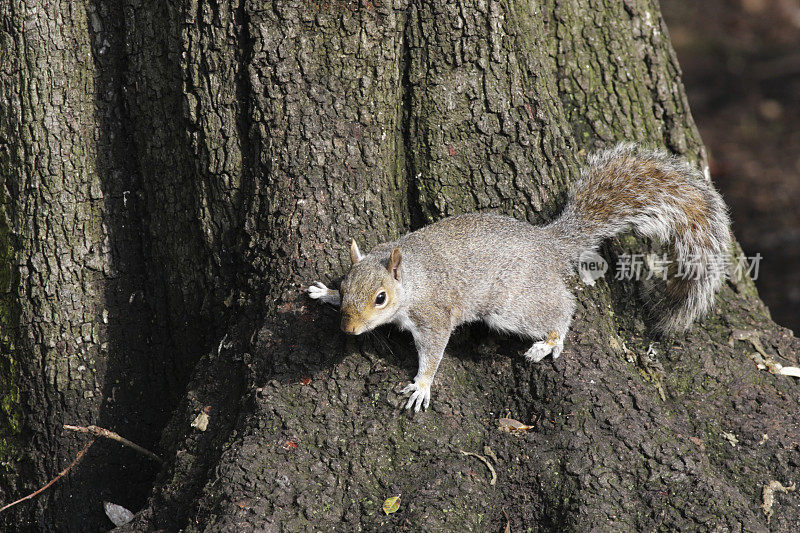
[
  {"x1": 191, "y1": 411, "x2": 210, "y2": 432},
  {"x1": 688, "y1": 436, "x2": 706, "y2": 451},
  {"x1": 721, "y1": 431, "x2": 738, "y2": 447},
  {"x1": 762, "y1": 480, "x2": 796, "y2": 523},
  {"x1": 498, "y1": 417, "x2": 534, "y2": 433},
  {"x1": 382, "y1": 495, "x2": 401, "y2": 515}
]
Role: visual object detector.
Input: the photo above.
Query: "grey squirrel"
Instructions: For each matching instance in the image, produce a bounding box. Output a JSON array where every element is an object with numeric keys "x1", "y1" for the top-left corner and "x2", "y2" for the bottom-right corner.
[{"x1": 307, "y1": 144, "x2": 731, "y2": 412}]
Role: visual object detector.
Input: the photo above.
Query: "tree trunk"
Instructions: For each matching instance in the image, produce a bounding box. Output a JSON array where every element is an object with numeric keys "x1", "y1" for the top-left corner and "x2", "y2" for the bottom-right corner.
[{"x1": 1, "y1": 0, "x2": 798, "y2": 531}]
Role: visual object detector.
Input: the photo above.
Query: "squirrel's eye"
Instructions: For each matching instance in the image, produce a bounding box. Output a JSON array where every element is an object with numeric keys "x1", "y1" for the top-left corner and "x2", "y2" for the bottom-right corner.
[{"x1": 375, "y1": 291, "x2": 387, "y2": 306}]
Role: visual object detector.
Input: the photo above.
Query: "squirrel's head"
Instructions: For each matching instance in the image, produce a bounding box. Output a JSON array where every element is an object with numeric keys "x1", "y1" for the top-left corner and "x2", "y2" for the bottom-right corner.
[{"x1": 339, "y1": 240, "x2": 403, "y2": 335}]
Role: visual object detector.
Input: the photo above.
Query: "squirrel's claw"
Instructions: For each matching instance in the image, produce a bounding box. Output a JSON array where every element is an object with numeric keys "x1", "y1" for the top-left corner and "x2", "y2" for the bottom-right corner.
[
  {"x1": 306, "y1": 281, "x2": 329, "y2": 299},
  {"x1": 401, "y1": 381, "x2": 431, "y2": 412}
]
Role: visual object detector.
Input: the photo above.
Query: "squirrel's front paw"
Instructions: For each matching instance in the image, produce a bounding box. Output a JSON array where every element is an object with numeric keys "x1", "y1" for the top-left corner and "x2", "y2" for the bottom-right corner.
[
  {"x1": 307, "y1": 281, "x2": 329, "y2": 299},
  {"x1": 307, "y1": 281, "x2": 341, "y2": 306},
  {"x1": 401, "y1": 380, "x2": 431, "y2": 412}
]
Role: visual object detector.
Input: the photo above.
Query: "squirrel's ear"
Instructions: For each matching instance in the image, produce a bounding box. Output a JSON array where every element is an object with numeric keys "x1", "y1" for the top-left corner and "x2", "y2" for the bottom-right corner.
[
  {"x1": 350, "y1": 239, "x2": 364, "y2": 264},
  {"x1": 387, "y1": 247, "x2": 402, "y2": 281}
]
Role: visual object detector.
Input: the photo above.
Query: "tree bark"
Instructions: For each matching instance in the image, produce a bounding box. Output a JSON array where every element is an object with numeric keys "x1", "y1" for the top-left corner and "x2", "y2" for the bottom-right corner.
[{"x1": 1, "y1": 0, "x2": 798, "y2": 531}]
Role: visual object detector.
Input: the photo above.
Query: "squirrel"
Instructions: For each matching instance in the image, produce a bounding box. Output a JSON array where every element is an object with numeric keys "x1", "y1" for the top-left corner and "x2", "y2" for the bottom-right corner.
[{"x1": 307, "y1": 144, "x2": 731, "y2": 412}]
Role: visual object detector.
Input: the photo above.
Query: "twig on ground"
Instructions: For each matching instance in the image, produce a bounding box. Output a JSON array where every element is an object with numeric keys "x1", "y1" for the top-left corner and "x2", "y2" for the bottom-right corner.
[
  {"x1": 0, "y1": 438, "x2": 96, "y2": 515},
  {"x1": 63, "y1": 424, "x2": 163, "y2": 464},
  {"x1": 460, "y1": 450, "x2": 497, "y2": 485},
  {"x1": 0, "y1": 424, "x2": 162, "y2": 515}
]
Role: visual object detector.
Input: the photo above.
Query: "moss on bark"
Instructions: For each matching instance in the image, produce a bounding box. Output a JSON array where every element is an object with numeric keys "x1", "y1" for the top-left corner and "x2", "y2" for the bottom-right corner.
[
  {"x1": 0, "y1": 59, "x2": 22, "y2": 495},
  {"x1": 0, "y1": 201, "x2": 21, "y2": 477}
]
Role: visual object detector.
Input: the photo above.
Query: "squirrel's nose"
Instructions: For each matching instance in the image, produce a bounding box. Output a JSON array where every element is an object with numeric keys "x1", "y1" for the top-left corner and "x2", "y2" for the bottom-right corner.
[{"x1": 340, "y1": 319, "x2": 359, "y2": 335}]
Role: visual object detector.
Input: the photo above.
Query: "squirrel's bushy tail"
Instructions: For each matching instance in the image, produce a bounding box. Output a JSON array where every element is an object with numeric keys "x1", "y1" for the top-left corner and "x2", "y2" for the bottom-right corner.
[{"x1": 550, "y1": 143, "x2": 731, "y2": 334}]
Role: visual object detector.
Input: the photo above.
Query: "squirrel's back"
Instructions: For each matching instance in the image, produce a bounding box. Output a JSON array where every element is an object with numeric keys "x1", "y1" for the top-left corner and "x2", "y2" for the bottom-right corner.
[
  {"x1": 387, "y1": 213, "x2": 566, "y2": 323},
  {"x1": 398, "y1": 213, "x2": 552, "y2": 260}
]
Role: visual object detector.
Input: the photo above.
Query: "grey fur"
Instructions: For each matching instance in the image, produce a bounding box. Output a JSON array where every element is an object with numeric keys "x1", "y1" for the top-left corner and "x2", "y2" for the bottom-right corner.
[
  {"x1": 308, "y1": 144, "x2": 732, "y2": 411},
  {"x1": 550, "y1": 143, "x2": 731, "y2": 332}
]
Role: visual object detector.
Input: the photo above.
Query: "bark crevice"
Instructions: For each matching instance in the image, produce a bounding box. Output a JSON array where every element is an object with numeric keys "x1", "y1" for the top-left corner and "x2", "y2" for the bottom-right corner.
[{"x1": 400, "y1": 7, "x2": 426, "y2": 231}]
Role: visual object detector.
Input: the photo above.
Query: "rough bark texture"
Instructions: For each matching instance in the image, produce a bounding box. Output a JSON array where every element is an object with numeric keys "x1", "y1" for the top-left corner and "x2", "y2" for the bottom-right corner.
[{"x1": 1, "y1": 0, "x2": 798, "y2": 531}]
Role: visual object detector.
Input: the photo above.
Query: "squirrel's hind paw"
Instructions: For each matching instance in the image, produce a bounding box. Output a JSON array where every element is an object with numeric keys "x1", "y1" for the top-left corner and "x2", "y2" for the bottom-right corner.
[
  {"x1": 525, "y1": 341, "x2": 555, "y2": 363},
  {"x1": 401, "y1": 381, "x2": 431, "y2": 412}
]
